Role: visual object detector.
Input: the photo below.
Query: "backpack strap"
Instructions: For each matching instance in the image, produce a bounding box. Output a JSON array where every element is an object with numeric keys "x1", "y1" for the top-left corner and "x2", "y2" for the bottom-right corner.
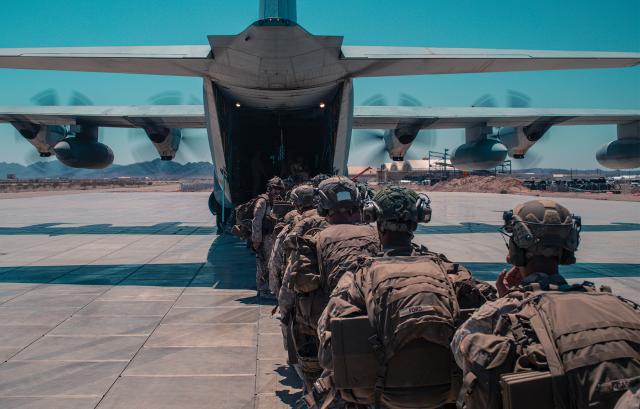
[
  {"x1": 527, "y1": 299, "x2": 570, "y2": 409},
  {"x1": 368, "y1": 333, "x2": 387, "y2": 409}
]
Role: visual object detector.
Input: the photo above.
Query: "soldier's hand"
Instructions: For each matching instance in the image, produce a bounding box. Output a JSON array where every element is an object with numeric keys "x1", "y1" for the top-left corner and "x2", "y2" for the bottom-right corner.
[
  {"x1": 252, "y1": 240, "x2": 261, "y2": 251},
  {"x1": 496, "y1": 266, "x2": 522, "y2": 297}
]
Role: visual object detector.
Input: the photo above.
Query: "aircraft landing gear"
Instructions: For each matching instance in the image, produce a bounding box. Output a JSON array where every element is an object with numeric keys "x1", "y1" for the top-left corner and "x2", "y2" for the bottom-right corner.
[{"x1": 208, "y1": 191, "x2": 233, "y2": 235}]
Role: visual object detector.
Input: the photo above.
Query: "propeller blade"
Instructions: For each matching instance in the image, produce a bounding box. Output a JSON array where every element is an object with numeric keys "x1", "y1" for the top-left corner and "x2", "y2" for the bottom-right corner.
[
  {"x1": 68, "y1": 91, "x2": 105, "y2": 142},
  {"x1": 131, "y1": 143, "x2": 158, "y2": 165},
  {"x1": 128, "y1": 128, "x2": 159, "y2": 162},
  {"x1": 398, "y1": 93, "x2": 423, "y2": 107},
  {"x1": 31, "y1": 89, "x2": 59, "y2": 106},
  {"x1": 149, "y1": 91, "x2": 183, "y2": 105},
  {"x1": 352, "y1": 130, "x2": 385, "y2": 145},
  {"x1": 178, "y1": 130, "x2": 210, "y2": 162},
  {"x1": 14, "y1": 129, "x2": 23, "y2": 143},
  {"x1": 472, "y1": 94, "x2": 497, "y2": 108},
  {"x1": 507, "y1": 90, "x2": 531, "y2": 108},
  {"x1": 353, "y1": 143, "x2": 388, "y2": 166},
  {"x1": 24, "y1": 150, "x2": 45, "y2": 165},
  {"x1": 188, "y1": 95, "x2": 202, "y2": 105},
  {"x1": 69, "y1": 91, "x2": 93, "y2": 106},
  {"x1": 412, "y1": 130, "x2": 438, "y2": 149},
  {"x1": 360, "y1": 94, "x2": 388, "y2": 106},
  {"x1": 515, "y1": 151, "x2": 543, "y2": 169}
]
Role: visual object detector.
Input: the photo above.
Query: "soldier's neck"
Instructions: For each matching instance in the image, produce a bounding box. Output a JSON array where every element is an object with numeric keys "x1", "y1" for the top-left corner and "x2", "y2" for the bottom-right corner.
[
  {"x1": 522, "y1": 256, "x2": 559, "y2": 277},
  {"x1": 380, "y1": 231, "x2": 413, "y2": 250}
]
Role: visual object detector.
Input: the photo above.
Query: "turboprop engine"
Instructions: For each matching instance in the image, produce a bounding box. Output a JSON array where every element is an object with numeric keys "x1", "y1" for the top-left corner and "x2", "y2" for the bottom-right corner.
[
  {"x1": 53, "y1": 137, "x2": 114, "y2": 169},
  {"x1": 13, "y1": 124, "x2": 67, "y2": 157}
]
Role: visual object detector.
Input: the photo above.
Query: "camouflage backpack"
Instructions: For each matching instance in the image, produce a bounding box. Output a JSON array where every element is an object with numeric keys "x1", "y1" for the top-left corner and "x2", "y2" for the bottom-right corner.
[
  {"x1": 332, "y1": 253, "x2": 463, "y2": 408},
  {"x1": 231, "y1": 194, "x2": 268, "y2": 240},
  {"x1": 459, "y1": 282, "x2": 640, "y2": 409},
  {"x1": 288, "y1": 223, "x2": 379, "y2": 354}
]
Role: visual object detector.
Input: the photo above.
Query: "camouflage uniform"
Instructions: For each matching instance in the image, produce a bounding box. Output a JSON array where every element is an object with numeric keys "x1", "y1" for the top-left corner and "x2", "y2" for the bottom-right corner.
[
  {"x1": 287, "y1": 177, "x2": 380, "y2": 391},
  {"x1": 314, "y1": 186, "x2": 494, "y2": 409},
  {"x1": 614, "y1": 384, "x2": 640, "y2": 409},
  {"x1": 450, "y1": 200, "x2": 593, "y2": 409},
  {"x1": 451, "y1": 272, "x2": 568, "y2": 373},
  {"x1": 252, "y1": 177, "x2": 285, "y2": 294},
  {"x1": 280, "y1": 207, "x2": 329, "y2": 386},
  {"x1": 269, "y1": 209, "x2": 303, "y2": 296},
  {"x1": 280, "y1": 208, "x2": 327, "y2": 322},
  {"x1": 452, "y1": 199, "x2": 582, "y2": 374},
  {"x1": 270, "y1": 184, "x2": 317, "y2": 349}
]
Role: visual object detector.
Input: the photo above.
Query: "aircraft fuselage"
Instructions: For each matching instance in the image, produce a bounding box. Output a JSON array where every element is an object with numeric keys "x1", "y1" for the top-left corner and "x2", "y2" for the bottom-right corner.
[{"x1": 205, "y1": 19, "x2": 354, "y2": 207}]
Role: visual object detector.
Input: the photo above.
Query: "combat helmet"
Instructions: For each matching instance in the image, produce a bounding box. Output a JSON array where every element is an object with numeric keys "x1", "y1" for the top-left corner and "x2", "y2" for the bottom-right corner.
[
  {"x1": 316, "y1": 176, "x2": 361, "y2": 216},
  {"x1": 501, "y1": 199, "x2": 581, "y2": 266},
  {"x1": 310, "y1": 173, "x2": 330, "y2": 188},
  {"x1": 364, "y1": 186, "x2": 432, "y2": 232},
  {"x1": 266, "y1": 176, "x2": 285, "y2": 192},
  {"x1": 289, "y1": 184, "x2": 315, "y2": 210}
]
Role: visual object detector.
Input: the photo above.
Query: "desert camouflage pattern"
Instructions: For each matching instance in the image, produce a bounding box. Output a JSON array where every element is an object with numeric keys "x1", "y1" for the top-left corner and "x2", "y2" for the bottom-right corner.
[{"x1": 453, "y1": 273, "x2": 640, "y2": 409}]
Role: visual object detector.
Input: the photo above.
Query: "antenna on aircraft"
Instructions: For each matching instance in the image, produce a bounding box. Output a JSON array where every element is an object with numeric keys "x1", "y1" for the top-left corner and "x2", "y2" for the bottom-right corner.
[{"x1": 259, "y1": 0, "x2": 297, "y2": 23}]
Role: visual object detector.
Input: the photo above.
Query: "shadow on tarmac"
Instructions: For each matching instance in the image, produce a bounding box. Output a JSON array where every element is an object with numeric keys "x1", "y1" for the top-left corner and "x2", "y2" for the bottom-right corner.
[
  {"x1": 0, "y1": 234, "x2": 258, "y2": 288},
  {"x1": 0, "y1": 222, "x2": 638, "y2": 236},
  {"x1": 415, "y1": 222, "x2": 640, "y2": 235}
]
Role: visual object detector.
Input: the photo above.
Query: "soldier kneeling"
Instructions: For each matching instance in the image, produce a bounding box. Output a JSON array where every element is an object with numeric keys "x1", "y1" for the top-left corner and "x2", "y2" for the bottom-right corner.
[
  {"x1": 452, "y1": 200, "x2": 640, "y2": 409},
  {"x1": 312, "y1": 186, "x2": 495, "y2": 409}
]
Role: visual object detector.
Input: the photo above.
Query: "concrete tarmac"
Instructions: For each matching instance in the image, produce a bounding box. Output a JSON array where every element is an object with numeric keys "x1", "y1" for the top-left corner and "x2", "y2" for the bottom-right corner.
[{"x1": 0, "y1": 191, "x2": 638, "y2": 408}]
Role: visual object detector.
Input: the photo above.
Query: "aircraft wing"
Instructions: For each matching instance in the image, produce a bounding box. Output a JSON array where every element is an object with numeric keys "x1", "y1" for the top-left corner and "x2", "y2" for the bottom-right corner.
[
  {"x1": 0, "y1": 105, "x2": 207, "y2": 129},
  {"x1": 2, "y1": 105, "x2": 638, "y2": 131},
  {"x1": 342, "y1": 47, "x2": 640, "y2": 77},
  {"x1": 0, "y1": 46, "x2": 212, "y2": 76},
  {"x1": 352, "y1": 107, "x2": 640, "y2": 129}
]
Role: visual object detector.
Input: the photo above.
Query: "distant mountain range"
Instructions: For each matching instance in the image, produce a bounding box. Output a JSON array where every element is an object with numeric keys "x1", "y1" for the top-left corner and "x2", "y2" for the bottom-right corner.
[
  {"x1": 0, "y1": 159, "x2": 215, "y2": 179},
  {"x1": 0, "y1": 160, "x2": 630, "y2": 180}
]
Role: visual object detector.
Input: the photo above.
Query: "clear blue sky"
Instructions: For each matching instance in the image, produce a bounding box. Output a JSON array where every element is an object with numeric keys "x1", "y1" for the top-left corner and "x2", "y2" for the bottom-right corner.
[{"x1": 0, "y1": 0, "x2": 638, "y2": 169}]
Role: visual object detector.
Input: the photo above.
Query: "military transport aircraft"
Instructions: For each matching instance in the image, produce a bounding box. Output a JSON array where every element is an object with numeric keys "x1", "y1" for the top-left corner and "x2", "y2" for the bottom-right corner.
[{"x1": 0, "y1": 0, "x2": 639, "y2": 210}]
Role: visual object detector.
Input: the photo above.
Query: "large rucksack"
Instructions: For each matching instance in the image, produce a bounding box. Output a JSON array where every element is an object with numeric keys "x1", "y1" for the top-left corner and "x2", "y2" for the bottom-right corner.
[
  {"x1": 230, "y1": 194, "x2": 268, "y2": 240},
  {"x1": 332, "y1": 254, "x2": 462, "y2": 409},
  {"x1": 460, "y1": 282, "x2": 640, "y2": 409}
]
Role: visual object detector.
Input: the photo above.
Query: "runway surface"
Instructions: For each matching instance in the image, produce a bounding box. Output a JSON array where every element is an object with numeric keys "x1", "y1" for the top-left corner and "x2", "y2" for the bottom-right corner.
[{"x1": 0, "y1": 191, "x2": 638, "y2": 408}]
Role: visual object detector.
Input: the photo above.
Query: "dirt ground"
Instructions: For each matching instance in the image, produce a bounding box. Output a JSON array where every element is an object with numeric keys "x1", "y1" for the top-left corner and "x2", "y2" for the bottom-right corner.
[
  {"x1": 0, "y1": 182, "x2": 181, "y2": 199},
  {"x1": 410, "y1": 176, "x2": 640, "y2": 202}
]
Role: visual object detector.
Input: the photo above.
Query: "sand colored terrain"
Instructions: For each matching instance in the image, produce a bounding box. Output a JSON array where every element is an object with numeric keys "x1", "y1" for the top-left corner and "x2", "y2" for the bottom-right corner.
[
  {"x1": 427, "y1": 176, "x2": 530, "y2": 194},
  {"x1": 412, "y1": 176, "x2": 640, "y2": 202},
  {"x1": 0, "y1": 182, "x2": 181, "y2": 199}
]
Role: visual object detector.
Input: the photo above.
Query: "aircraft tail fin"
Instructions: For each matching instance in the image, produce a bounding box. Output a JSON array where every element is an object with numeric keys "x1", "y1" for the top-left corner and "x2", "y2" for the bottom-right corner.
[{"x1": 259, "y1": 0, "x2": 297, "y2": 23}]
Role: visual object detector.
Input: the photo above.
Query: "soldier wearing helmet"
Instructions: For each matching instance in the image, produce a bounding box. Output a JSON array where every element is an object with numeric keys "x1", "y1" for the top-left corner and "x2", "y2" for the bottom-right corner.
[
  {"x1": 252, "y1": 176, "x2": 285, "y2": 297},
  {"x1": 311, "y1": 186, "x2": 495, "y2": 409},
  {"x1": 451, "y1": 200, "x2": 582, "y2": 364},
  {"x1": 448, "y1": 200, "x2": 640, "y2": 409},
  {"x1": 310, "y1": 173, "x2": 330, "y2": 188},
  {"x1": 270, "y1": 184, "x2": 317, "y2": 314},
  {"x1": 285, "y1": 176, "x2": 380, "y2": 396},
  {"x1": 496, "y1": 199, "x2": 581, "y2": 296}
]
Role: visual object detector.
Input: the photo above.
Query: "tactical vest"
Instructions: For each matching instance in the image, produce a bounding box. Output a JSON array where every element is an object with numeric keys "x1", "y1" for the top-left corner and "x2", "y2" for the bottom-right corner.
[
  {"x1": 459, "y1": 282, "x2": 640, "y2": 409},
  {"x1": 316, "y1": 223, "x2": 380, "y2": 292},
  {"x1": 231, "y1": 194, "x2": 268, "y2": 240},
  {"x1": 331, "y1": 254, "x2": 462, "y2": 409},
  {"x1": 290, "y1": 223, "x2": 380, "y2": 333}
]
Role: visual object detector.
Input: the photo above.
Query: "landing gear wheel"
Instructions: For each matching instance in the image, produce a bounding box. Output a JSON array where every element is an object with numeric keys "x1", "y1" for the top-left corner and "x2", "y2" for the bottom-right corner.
[{"x1": 209, "y1": 191, "x2": 233, "y2": 234}]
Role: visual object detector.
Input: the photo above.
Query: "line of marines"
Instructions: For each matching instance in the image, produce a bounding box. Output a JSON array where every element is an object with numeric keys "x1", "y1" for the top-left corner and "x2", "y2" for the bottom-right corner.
[{"x1": 234, "y1": 175, "x2": 640, "y2": 409}]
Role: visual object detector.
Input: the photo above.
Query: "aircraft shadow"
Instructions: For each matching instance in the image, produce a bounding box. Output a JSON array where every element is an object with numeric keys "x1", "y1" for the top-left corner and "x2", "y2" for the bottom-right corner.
[
  {"x1": 0, "y1": 234, "x2": 258, "y2": 289},
  {"x1": 415, "y1": 222, "x2": 640, "y2": 235},
  {"x1": 464, "y1": 262, "x2": 640, "y2": 281},
  {"x1": 0, "y1": 222, "x2": 216, "y2": 236},
  {"x1": 0, "y1": 221, "x2": 638, "y2": 236}
]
